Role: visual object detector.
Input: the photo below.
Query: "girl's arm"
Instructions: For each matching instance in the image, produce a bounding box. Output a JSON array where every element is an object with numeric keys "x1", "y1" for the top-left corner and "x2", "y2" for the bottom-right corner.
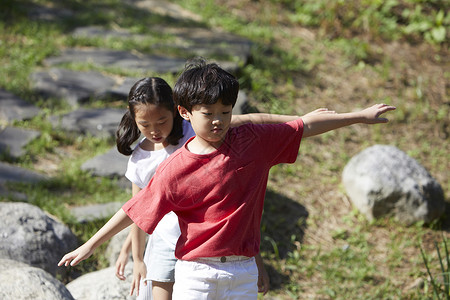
[
  {"x1": 115, "y1": 230, "x2": 132, "y2": 280},
  {"x1": 230, "y1": 108, "x2": 334, "y2": 127},
  {"x1": 126, "y1": 182, "x2": 147, "y2": 296},
  {"x1": 130, "y1": 224, "x2": 150, "y2": 296},
  {"x1": 115, "y1": 183, "x2": 142, "y2": 280},
  {"x1": 130, "y1": 224, "x2": 148, "y2": 296},
  {"x1": 301, "y1": 103, "x2": 396, "y2": 138},
  {"x1": 58, "y1": 209, "x2": 133, "y2": 267}
]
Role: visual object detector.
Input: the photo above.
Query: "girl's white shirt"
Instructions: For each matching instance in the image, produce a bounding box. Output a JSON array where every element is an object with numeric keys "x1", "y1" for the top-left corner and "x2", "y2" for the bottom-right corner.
[{"x1": 125, "y1": 120, "x2": 195, "y2": 247}]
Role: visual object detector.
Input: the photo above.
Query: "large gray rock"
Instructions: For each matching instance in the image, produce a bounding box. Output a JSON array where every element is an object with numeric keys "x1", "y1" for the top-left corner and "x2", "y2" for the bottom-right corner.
[
  {"x1": 81, "y1": 146, "x2": 131, "y2": 189},
  {"x1": 0, "y1": 259, "x2": 74, "y2": 300},
  {"x1": 0, "y1": 162, "x2": 47, "y2": 198},
  {"x1": 105, "y1": 228, "x2": 132, "y2": 267},
  {"x1": 49, "y1": 107, "x2": 125, "y2": 138},
  {"x1": 0, "y1": 89, "x2": 40, "y2": 124},
  {"x1": 44, "y1": 49, "x2": 187, "y2": 74},
  {"x1": 158, "y1": 26, "x2": 252, "y2": 66},
  {"x1": 0, "y1": 126, "x2": 41, "y2": 159},
  {"x1": 72, "y1": 26, "x2": 148, "y2": 41},
  {"x1": 70, "y1": 201, "x2": 125, "y2": 223},
  {"x1": 81, "y1": 147, "x2": 129, "y2": 178},
  {"x1": 0, "y1": 162, "x2": 47, "y2": 184},
  {"x1": 0, "y1": 202, "x2": 78, "y2": 277},
  {"x1": 66, "y1": 264, "x2": 134, "y2": 300},
  {"x1": 342, "y1": 145, "x2": 445, "y2": 225},
  {"x1": 103, "y1": 77, "x2": 141, "y2": 101},
  {"x1": 25, "y1": 1, "x2": 73, "y2": 21},
  {"x1": 71, "y1": 25, "x2": 252, "y2": 71},
  {"x1": 30, "y1": 68, "x2": 117, "y2": 107}
]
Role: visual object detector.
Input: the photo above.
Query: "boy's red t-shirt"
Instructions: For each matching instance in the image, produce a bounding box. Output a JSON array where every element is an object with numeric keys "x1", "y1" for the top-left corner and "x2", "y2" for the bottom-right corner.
[{"x1": 122, "y1": 119, "x2": 304, "y2": 260}]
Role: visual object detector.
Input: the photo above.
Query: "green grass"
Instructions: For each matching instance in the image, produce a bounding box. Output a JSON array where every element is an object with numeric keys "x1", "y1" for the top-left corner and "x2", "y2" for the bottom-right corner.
[{"x1": 421, "y1": 234, "x2": 450, "y2": 299}]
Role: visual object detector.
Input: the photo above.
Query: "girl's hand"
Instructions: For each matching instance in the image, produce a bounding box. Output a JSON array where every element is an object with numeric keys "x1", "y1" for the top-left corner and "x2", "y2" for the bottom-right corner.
[
  {"x1": 58, "y1": 244, "x2": 93, "y2": 267},
  {"x1": 360, "y1": 103, "x2": 396, "y2": 124},
  {"x1": 130, "y1": 260, "x2": 147, "y2": 296},
  {"x1": 115, "y1": 251, "x2": 130, "y2": 280}
]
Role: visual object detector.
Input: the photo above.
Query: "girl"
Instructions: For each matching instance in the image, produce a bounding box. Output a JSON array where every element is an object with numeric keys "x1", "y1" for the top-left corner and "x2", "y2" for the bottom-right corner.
[
  {"x1": 115, "y1": 77, "x2": 290, "y2": 300},
  {"x1": 115, "y1": 77, "x2": 185, "y2": 300}
]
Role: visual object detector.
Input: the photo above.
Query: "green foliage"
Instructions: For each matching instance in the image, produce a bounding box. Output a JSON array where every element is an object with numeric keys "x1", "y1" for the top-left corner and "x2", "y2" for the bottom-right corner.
[
  {"x1": 0, "y1": 22, "x2": 60, "y2": 97},
  {"x1": 288, "y1": 0, "x2": 449, "y2": 45},
  {"x1": 402, "y1": 5, "x2": 449, "y2": 44},
  {"x1": 420, "y1": 234, "x2": 450, "y2": 299},
  {"x1": 6, "y1": 167, "x2": 129, "y2": 213}
]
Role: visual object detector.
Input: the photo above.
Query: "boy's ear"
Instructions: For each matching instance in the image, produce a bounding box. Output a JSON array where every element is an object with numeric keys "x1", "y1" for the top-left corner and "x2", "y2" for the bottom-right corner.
[{"x1": 178, "y1": 105, "x2": 190, "y2": 121}]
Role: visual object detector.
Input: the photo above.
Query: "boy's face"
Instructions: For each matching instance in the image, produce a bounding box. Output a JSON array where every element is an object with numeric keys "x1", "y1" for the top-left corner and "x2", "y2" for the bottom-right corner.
[{"x1": 179, "y1": 100, "x2": 232, "y2": 151}]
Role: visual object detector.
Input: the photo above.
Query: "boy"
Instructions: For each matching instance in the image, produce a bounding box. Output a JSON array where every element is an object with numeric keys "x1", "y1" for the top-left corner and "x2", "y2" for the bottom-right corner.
[{"x1": 59, "y1": 59, "x2": 395, "y2": 299}]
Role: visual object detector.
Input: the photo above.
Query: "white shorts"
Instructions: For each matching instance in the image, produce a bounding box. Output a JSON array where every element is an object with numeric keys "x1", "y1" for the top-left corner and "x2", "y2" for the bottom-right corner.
[
  {"x1": 145, "y1": 233, "x2": 177, "y2": 282},
  {"x1": 172, "y1": 256, "x2": 258, "y2": 300}
]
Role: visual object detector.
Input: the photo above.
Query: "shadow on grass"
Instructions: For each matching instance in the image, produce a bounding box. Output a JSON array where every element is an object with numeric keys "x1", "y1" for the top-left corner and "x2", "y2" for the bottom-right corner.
[
  {"x1": 261, "y1": 189, "x2": 308, "y2": 289},
  {"x1": 435, "y1": 201, "x2": 450, "y2": 232}
]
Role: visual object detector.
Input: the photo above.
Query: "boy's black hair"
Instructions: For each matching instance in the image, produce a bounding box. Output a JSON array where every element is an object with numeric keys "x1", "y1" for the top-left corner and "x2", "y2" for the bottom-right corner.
[
  {"x1": 173, "y1": 58, "x2": 239, "y2": 112},
  {"x1": 116, "y1": 77, "x2": 184, "y2": 155}
]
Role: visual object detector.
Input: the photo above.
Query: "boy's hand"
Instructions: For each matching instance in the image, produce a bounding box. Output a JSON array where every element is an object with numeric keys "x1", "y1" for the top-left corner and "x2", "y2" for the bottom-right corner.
[
  {"x1": 57, "y1": 244, "x2": 93, "y2": 267},
  {"x1": 301, "y1": 103, "x2": 396, "y2": 138},
  {"x1": 257, "y1": 268, "x2": 270, "y2": 295},
  {"x1": 255, "y1": 254, "x2": 270, "y2": 295},
  {"x1": 360, "y1": 103, "x2": 396, "y2": 124},
  {"x1": 115, "y1": 251, "x2": 129, "y2": 280},
  {"x1": 130, "y1": 260, "x2": 147, "y2": 296}
]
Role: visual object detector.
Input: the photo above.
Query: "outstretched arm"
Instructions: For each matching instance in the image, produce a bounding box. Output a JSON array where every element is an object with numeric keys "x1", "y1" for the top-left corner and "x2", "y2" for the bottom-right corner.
[
  {"x1": 230, "y1": 108, "x2": 334, "y2": 127},
  {"x1": 301, "y1": 103, "x2": 396, "y2": 138},
  {"x1": 58, "y1": 209, "x2": 133, "y2": 267}
]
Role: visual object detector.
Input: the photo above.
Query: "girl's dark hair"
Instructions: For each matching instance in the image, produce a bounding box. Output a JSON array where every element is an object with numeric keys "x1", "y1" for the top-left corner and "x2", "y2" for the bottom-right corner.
[
  {"x1": 116, "y1": 77, "x2": 184, "y2": 156},
  {"x1": 173, "y1": 58, "x2": 239, "y2": 112}
]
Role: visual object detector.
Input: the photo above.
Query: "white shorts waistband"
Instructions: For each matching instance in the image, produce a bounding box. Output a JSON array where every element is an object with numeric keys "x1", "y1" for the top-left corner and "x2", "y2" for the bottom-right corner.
[{"x1": 195, "y1": 255, "x2": 251, "y2": 263}]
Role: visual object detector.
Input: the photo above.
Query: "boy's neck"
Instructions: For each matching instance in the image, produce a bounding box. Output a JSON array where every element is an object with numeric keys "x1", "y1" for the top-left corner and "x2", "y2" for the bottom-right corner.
[{"x1": 186, "y1": 136, "x2": 224, "y2": 154}]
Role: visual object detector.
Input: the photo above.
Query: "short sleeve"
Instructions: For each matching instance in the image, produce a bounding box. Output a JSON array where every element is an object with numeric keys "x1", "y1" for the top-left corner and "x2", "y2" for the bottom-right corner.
[
  {"x1": 125, "y1": 155, "x2": 144, "y2": 188},
  {"x1": 271, "y1": 118, "x2": 304, "y2": 165},
  {"x1": 241, "y1": 118, "x2": 303, "y2": 167},
  {"x1": 122, "y1": 176, "x2": 174, "y2": 234}
]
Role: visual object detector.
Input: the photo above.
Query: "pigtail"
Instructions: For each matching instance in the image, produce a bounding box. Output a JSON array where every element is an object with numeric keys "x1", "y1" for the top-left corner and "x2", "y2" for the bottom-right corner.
[{"x1": 116, "y1": 110, "x2": 141, "y2": 156}]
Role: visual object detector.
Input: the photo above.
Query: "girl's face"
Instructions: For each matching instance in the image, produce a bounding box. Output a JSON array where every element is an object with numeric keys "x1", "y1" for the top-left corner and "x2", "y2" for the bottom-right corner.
[{"x1": 134, "y1": 103, "x2": 174, "y2": 148}]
